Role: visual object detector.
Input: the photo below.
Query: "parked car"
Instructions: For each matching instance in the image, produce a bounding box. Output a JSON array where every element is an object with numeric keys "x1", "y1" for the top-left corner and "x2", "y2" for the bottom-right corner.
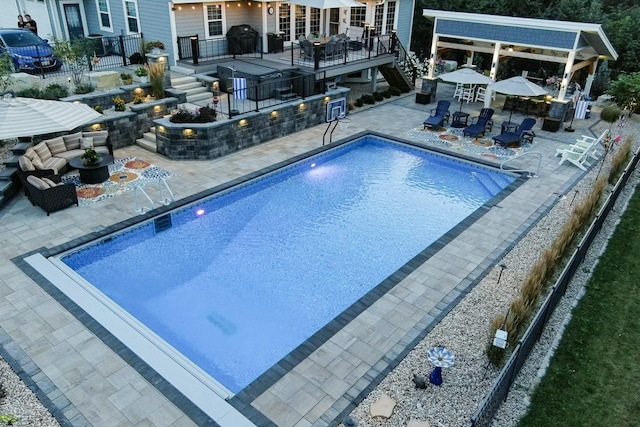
[{"x1": 0, "y1": 28, "x2": 62, "y2": 73}]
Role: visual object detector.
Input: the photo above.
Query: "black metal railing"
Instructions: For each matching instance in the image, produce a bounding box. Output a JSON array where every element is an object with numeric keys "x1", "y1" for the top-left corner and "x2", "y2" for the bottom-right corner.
[
  {"x1": 176, "y1": 35, "x2": 263, "y2": 64},
  {"x1": 214, "y1": 71, "x2": 326, "y2": 119},
  {"x1": 469, "y1": 146, "x2": 640, "y2": 427},
  {"x1": 24, "y1": 33, "x2": 144, "y2": 79}
]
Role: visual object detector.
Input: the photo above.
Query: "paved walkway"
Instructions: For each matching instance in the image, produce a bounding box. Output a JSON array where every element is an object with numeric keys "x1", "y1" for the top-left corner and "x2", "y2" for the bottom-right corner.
[{"x1": 0, "y1": 84, "x2": 600, "y2": 426}]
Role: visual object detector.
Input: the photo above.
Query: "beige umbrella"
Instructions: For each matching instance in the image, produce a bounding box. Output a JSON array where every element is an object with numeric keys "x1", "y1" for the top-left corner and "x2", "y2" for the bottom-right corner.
[
  {"x1": 0, "y1": 95, "x2": 102, "y2": 140},
  {"x1": 437, "y1": 68, "x2": 493, "y2": 112}
]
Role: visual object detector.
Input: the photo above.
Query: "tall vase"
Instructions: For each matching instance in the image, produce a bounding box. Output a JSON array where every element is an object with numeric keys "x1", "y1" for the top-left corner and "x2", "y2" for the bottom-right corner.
[{"x1": 140, "y1": 76, "x2": 148, "y2": 84}]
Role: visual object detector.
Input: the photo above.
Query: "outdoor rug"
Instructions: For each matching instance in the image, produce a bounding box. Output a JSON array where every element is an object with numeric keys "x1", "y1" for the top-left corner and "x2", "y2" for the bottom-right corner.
[
  {"x1": 62, "y1": 157, "x2": 173, "y2": 205},
  {"x1": 405, "y1": 126, "x2": 528, "y2": 161}
]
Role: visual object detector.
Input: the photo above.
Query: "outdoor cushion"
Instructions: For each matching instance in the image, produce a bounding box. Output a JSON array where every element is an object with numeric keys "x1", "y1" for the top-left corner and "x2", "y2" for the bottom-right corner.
[
  {"x1": 42, "y1": 178, "x2": 59, "y2": 187},
  {"x1": 63, "y1": 132, "x2": 83, "y2": 150},
  {"x1": 24, "y1": 147, "x2": 37, "y2": 161},
  {"x1": 33, "y1": 142, "x2": 53, "y2": 162},
  {"x1": 31, "y1": 157, "x2": 44, "y2": 170},
  {"x1": 83, "y1": 131, "x2": 108, "y2": 146},
  {"x1": 53, "y1": 150, "x2": 85, "y2": 162},
  {"x1": 45, "y1": 137, "x2": 67, "y2": 156},
  {"x1": 81, "y1": 137, "x2": 94, "y2": 149},
  {"x1": 18, "y1": 155, "x2": 35, "y2": 171},
  {"x1": 27, "y1": 175, "x2": 50, "y2": 190},
  {"x1": 42, "y1": 157, "x2": 66, "y2": 174}
]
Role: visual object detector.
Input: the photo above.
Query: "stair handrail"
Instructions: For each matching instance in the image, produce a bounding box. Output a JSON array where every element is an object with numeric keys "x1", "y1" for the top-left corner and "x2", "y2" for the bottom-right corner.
[
  {"x1": 500, "y1": 151, "x2": 542, "y2": 178},
  {"x1": 134, "y1": 186, "x2": 155, "y2": 214},
  {"x1": 157, "y1": 178, "x2": 175, "y2": 205},
  {"x1": 392, "y1": 35, "x2": 418, "y2": 86}
]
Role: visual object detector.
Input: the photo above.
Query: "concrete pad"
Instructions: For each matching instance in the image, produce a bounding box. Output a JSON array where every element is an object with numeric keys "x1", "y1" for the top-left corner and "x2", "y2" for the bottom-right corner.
[{"x1": 407, "y1": 420, "x2": 430, "y2": 427}]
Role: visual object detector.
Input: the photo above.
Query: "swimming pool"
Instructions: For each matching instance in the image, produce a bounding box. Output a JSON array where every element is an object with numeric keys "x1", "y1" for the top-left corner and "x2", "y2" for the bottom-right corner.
[{"x1": 36, "y1": 134, "x2": 516, "y2": 418}]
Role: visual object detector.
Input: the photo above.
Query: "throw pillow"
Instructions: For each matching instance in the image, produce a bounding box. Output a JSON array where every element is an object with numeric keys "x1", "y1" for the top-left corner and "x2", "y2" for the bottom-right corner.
[
  {"x1": 31, "y1": 157, "x2": 44, "y2": 170},
  {"x1": 33, "y1": 142, "x2": 53, "y2": 162},
  {"x1": 24, "y1": 147, "x2": 37, "y2": 161},
  {"x1": 42, "y1": 177, "x2": 58, "y2": 187},
  {"x1": 45, "y1": 137, "x2": 67, "y2": 156},
  {"x1": 81, "y1": 137, "x2": 94, "y2": 149},
  {"x1": 27, "y1": 175, "x2": 50, "y2": 190},
  {"x1": 18, "y1": 156, "x2": 35, "y2": 171},
  {"x1": 83, "y1": 131, "x2": 108, "y2": 146},
  {"x1": 63, "y1": 132, "x2": 83, "y2": 150}
]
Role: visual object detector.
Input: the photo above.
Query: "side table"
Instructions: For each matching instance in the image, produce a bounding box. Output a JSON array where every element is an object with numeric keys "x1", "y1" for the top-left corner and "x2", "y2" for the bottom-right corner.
[{"x1": 451, "y1": 111, "x2": 470, "y2": 128}]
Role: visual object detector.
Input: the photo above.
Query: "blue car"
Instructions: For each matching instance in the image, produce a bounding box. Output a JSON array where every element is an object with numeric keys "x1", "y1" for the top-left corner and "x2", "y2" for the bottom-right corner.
[{"x1": 0, "y1": 28, "x2": 62, "y2": 73}]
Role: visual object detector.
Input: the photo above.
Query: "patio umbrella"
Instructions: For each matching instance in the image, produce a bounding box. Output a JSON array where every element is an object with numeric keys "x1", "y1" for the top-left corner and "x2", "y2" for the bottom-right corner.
[
  {"x1": 437, "y1": 68, "x2": 493, "y2": 112},
  {"x1": 488, "y1": 76, "x2": 549, "y2": 121},
  {"x1": 0, "y1": 96, "x2": 102, "y2": 140}
]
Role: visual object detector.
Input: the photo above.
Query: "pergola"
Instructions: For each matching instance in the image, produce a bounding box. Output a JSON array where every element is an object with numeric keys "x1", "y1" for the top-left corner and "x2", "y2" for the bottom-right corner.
[{"x1": 422, "y1": 10, "x2": 618, "y2": 102}]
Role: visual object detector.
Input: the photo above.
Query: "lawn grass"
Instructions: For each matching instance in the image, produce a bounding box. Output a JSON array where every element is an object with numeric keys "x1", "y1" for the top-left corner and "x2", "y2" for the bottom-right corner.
[{"x1": 518, "y1": 188, "x2": 640, "y2": 427}]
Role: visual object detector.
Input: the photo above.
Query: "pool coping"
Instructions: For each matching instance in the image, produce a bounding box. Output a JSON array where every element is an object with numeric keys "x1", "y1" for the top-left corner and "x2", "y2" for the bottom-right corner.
[{"x1": 13, "y1": 130, "x2": 538, "y2": 426}]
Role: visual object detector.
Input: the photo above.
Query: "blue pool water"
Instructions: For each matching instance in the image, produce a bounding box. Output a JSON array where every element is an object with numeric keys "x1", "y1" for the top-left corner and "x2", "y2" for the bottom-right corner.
[{"x1": 61, "y1": 136, "x2": 515, "y2": 393}]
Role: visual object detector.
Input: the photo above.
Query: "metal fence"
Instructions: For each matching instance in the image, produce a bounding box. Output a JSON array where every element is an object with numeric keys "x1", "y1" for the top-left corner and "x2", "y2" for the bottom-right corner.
[
  {"x1": 290, "y1": 34, "x2": 394, "y2": 70},
  {"x1": 26, "y1": 33, "x2": 143, "y2": 79},
  {"x1": 469, "y1": 146, "x2": 640, "y2": 427},
  {"x1": 177, "y1": 34, "x2": 263, "y2": 64},
  {"x1": 213, "y1": 71, "x2": 327, "y2": 120}
]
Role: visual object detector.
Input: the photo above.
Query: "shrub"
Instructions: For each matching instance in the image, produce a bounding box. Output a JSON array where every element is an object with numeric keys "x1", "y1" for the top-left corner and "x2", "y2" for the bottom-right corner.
[
  {"x1": 355, "y1": 98, "x2": 364, "y2": 107},
  {"x1": 41, "y1": 83, "x2": 69, "y2": 100},
  {"x1": 145, "y1": 40, "x2": 165, "y2": 51},
  {"x1": 16, "y1": 87, "x2": 41, "y2": 98},
  {"x1": 93, "y1": 105, "x2": 103, "y2": 114},
  {"x1": 133, "y1": 93, "x2": 145, "y2": 104},
  {"x1": 113, "y1": 96, "x2": 126, "y2": 111},
  {"x1": 373, "y1": 91, "x2": 384, "y2": 101},
  {"x1": 147, "y1": 62, "x2": 165, "y2": 99},
  {"x1": 120, "y1": 72, "x2": 133, "y2": 84},
  {"x1": 135, "y1": 66, "x2": 148, "y2": 77},
  {"x1": 608, "y1": 135, "x2": 632, "y2": 184},
  {"x1": 348, "y1": 101, "x2": 355, "y2": 111},
  {"x1": 169, "y1": 105, "x2": 217, "y2": 123},
  {"x1": 383, "y1": 90, "x2": 392, "y2": 98},
  {"x1": 74, "y1": 82, "x2": 95, "y2": 94},
  {"x1": 389, "y1": 86, "x2": 401, "y2": 96},
  {"x1": 362, "y1": 94, "x2": 375, "y2": 105}
]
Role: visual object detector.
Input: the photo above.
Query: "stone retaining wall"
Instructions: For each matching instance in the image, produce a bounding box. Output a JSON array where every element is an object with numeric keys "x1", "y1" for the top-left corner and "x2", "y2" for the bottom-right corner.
[{"x1": 154, "y1": 88, "x2": 350, "y2": 160}]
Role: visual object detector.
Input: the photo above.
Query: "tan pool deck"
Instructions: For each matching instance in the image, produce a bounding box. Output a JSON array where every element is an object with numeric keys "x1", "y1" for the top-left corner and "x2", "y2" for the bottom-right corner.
[{"x1": 0, "y1": 85, "x2": 600, "y2": 426}]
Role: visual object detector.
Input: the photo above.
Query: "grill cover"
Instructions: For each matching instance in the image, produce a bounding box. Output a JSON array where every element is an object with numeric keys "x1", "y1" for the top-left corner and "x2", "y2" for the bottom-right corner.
[{"x1": 226, "y1": 25, "x2": 258, "y2": 54}]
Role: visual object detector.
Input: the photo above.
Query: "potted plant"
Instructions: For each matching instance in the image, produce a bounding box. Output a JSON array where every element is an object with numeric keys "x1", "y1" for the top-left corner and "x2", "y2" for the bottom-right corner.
[
  {"x1": 120, "y1": 72, "x2": 133, "y2": 85},
  {"x1": 145, "y1": 40, "x2": 165, "y2": 53},
  {"x1": 113, "y1": 96, "x2": 126, "y2": 112},
  {"x1": 135, "y1": 66, "x2": 148, "y2": 83},
  {"x1": 80, "y1": 147, "x2": 100, "y2": 165}
]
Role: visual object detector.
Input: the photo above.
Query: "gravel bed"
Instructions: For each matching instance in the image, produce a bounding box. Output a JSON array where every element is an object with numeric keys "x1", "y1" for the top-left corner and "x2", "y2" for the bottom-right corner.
[
  {"x1": 347, "y1": 117, "x2": 640, "y2": 427},
  {"x1": 0, "y1": 102, "x2": 637, "y2": 426}
]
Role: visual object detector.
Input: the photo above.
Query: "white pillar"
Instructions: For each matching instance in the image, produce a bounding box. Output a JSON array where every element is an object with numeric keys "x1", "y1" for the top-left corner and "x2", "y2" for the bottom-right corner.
[
  {"x1": 466, "y1": 52, "x2": 474, "y2": 67},
  {"x1": 427, "y1": 34, "x2": 439, "y2": 79},
  {"x1": 583, "y1": 58, "x2": 599, "y2": 98},
  {"x1": 489, "y1": 42, "x2": 501, "y2": 81},
  {"x1": 557, "y1": 50, "x2": 576, "y2": 101}
]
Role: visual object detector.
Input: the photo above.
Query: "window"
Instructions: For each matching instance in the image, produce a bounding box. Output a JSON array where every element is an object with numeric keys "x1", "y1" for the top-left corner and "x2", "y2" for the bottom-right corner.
[
  {"x1": 96, "y1": 0, "x2": 112, "y2": 30},
  {"x1": 205, "y1": 4, "x2": 224, "y2": 38},
  {"x1": 310, "y1": 8, "x2": 320, "y2": 36},
  {"x1": 349, "y1": 6, "x2": 366, "y2": 28},
  {"x1": 122, "y1": 0, "x2": 140, "y2": 34},
  {"x1": 279, "y1": 4, "x2": 291, "y2": 42},
  {"x1": 373, "y1": 4, "x2": 384, "y2": 35},
  {"x1": 295, "y1": 5, "x2": 306, "y2": 41},
  {"x1": 385, "y1": 1, "x2": 396, "y2": 34}
]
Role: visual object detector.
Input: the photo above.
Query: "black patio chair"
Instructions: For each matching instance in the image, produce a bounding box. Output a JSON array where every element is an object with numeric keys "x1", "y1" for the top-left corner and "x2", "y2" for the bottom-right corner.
[
  {"x1": 463, "y1": 108, "x2": 494, "y2": 138},
  {"x1": 493, "y1": 118, "x2": 537, "y2": 148},
  {"x1": 423, "y1": 100, "x2": 451, "y2": 129}
]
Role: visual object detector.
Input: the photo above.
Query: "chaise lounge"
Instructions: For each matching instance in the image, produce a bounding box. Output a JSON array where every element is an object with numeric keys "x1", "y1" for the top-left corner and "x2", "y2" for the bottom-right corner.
[
  {"x1": 493, "y1": 118, "x2": 536, "y2": 148},
  {"x1": 463, "y1": 108, "x2": 494, "y2": 138},
  {"x1": 423, "y1": 100, "x2": 451, "y2": 129}
]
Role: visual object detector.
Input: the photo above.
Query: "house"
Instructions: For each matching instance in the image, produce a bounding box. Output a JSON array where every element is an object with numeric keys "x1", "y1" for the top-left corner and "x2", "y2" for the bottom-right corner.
[{"x1": 21, "y1": 1, "x2": 415, "y2": 71}]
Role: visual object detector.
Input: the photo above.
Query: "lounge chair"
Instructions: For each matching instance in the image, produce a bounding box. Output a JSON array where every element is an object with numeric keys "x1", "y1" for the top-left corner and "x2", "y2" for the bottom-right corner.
[
  {"x1": 463, "y1": 108, "x2": 494, "y2": 138},
  {"x1": 555, "y1": 129, "x2": 608, "y2": 161},
  {"x1": 423, "y1": 100, "x2": 451, "y2": 129},
  {"x1": 493, "y1": 118, "x2": 536, "y2": 148},
  {"x1": 25, "y1": 174, "x2": 78, "y2": 216},
  {"x1": 558, "y1": 146, "x2": 595, "y2": 171}
]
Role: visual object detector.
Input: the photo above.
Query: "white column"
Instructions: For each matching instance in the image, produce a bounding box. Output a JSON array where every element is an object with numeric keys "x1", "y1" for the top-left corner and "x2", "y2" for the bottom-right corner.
[
  {"x1": 427, "y1": 35, "x2": 439, "y2": 78},
  {"x1": 489, "y1": 42, "x2": 501, "y2": 81},
  {"x1": 466, "y1": 52, "x2": 474, "y2": 67},
  {"x1": 557, "y1": 50, "x2": 576, "y2": 101},
  {"x1": 583, "y1": 58, "x2": 599, "y2": 97}
]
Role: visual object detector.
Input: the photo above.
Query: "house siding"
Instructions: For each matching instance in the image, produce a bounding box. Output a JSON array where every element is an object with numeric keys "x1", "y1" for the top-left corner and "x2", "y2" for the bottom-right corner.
[
  {"x1": 396, "y1": 0, "x2": 412, "y2": 49},
  {"x1": 138, "y1": 0, "x2": 173, "y2": 60}
]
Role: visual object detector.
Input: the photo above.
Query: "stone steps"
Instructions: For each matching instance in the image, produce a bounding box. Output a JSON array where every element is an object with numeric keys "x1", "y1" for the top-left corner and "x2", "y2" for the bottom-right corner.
[{"x1": 136, "y1": 126, "x2": 157, "y2": 153}]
